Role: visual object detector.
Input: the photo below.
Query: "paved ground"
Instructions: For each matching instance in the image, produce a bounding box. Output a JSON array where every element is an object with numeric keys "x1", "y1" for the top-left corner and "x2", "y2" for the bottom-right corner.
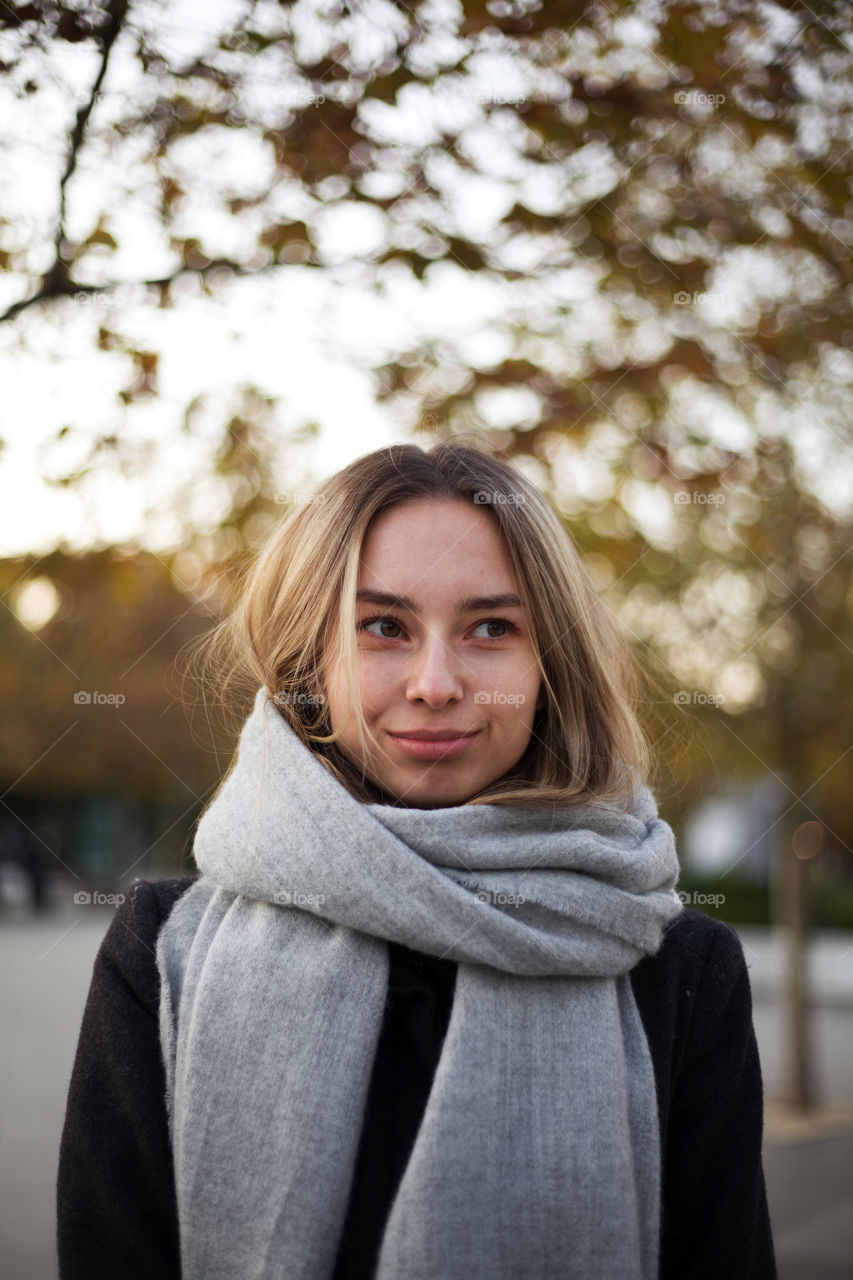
[
  {"x1": 1, "y1": 899, "x2": 852, "y2": 1279},
  {"x1": 0, "y1": 906, "x2": 106, "y2": 1280},
  {"x1": 763, "y1": 1118, "x2": 853, "y2": 1280}
]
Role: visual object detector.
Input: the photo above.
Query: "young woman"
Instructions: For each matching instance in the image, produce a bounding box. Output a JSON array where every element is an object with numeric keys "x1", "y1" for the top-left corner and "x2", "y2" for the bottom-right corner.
[{"x1": 57, "y1": 443, "x2": 777, "y2": 1279}]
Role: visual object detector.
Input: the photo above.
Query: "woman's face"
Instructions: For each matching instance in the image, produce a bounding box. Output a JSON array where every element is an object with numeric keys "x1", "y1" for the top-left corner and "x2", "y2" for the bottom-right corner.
[{"x1": 322, "y1": 497, "x2": 544, "y2": 808}]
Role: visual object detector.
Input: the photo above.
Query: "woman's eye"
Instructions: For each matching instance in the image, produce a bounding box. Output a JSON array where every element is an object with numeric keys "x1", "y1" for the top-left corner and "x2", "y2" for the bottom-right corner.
[
  {"x1": 358, "y1": 615, "x2": 518, "y2": 641},
  {"x1": 472, "y1": 618, "x2": 515, "y2": 639},
  {"x1": 359, "y1": 616, "x2": 403, "y2": 639}
]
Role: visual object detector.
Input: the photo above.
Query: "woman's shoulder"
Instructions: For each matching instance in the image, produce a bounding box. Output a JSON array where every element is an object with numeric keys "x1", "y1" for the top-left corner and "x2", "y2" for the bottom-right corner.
[
  {"x1": 629, "y1": 906, "x2": 757, "y2": 1074},
  {"x1": 101, "y1": 882, "x2": 749, "y2": 1009},
  {"x1": 631, "y1": 905, "x2": 752, "y2": 998},
  {"x1": 115, "y1": 872, "x2": 201, "y2": 934},
  {"x1": 94, "y1": 873, "x2": 201, "y2": 1014},
  {"x1": 121, "y1": 871, "x2": 201, "y2": 918},
  {"x1": 135, "y1": 871, "x2": 202, "y2": 918},
  {"x1": 651, "y1": 905, "x2": 749, "y2": 974}
]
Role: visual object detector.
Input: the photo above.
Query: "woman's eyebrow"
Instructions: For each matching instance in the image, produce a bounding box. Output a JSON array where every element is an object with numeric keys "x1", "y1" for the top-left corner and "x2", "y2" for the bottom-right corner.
[{"x1": 355, "y1": 589, "x2": 523, "y2": 615}]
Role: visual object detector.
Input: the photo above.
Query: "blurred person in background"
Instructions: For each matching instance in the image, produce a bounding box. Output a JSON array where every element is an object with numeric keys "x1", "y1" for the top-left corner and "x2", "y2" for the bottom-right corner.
[{"x1": 0, "y1": 814, "x2": 47, "y2": 914}]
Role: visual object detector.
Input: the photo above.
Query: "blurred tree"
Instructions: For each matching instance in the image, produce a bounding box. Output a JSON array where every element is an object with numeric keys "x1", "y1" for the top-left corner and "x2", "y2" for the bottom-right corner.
[
  {"x1": 4, "y1": 1, "x2": 849, "y2": 1105},
  {"x1": 0, "y1": 0, "x2": 849, "y2": 792},
  {"x1": 0, "y1": 546, "x2": 232, "y2": 798},
  {"x1": 0, "y1": 0, "x2": 848, "y2": 465},
  {"x1": 0, "y1": 0, "x2": 850, "y2": 872}
]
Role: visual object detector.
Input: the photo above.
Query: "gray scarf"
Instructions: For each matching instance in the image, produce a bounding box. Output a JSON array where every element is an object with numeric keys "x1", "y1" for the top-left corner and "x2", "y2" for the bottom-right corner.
[{"x1": 156, "y1": 686, "x2": 684, "y2": 1280}]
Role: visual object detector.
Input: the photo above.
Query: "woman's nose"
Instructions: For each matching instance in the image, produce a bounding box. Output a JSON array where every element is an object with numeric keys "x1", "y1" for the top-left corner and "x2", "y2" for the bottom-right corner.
[{"x1": 404, "y1": 633, "x2": 466, "y2": 705}]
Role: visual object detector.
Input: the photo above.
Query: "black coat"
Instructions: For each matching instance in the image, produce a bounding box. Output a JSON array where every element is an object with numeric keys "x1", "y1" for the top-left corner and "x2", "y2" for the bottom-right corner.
[{"x1": 56, "y1": 874, "x2": 778, "y2": 1278}]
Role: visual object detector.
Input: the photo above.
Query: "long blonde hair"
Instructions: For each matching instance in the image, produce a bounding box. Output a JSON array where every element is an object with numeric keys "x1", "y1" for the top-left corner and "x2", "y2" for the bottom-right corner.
[{"x1": 191, "y1": 442, "x2": 656, "y2": 809}]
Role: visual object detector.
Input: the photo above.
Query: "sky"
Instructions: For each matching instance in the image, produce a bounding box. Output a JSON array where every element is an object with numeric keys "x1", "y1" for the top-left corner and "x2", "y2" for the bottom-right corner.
[{"x1": 1, "y1": 267, "x2": 404, "y2": 555}]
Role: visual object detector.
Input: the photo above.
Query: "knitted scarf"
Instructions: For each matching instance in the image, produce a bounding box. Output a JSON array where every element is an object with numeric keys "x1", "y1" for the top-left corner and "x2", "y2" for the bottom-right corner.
[{"x1": 156, "y1": 686, "x2": 684, "y2": 1280}]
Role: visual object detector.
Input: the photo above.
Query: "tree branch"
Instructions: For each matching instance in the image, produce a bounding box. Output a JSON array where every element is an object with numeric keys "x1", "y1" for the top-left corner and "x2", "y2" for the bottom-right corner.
[
  {"x1": 50, "y1": 1, "x2": 130, "y2": 283},
  {"x1": 0, "y1": 257, "x2": 286, "y2": 324}
]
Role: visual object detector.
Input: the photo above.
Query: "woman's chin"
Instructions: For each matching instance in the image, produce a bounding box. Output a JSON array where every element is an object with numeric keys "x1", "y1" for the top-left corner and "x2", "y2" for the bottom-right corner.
[{"x1": 372, "y1": 770, "x2": 476, "y2": 809}]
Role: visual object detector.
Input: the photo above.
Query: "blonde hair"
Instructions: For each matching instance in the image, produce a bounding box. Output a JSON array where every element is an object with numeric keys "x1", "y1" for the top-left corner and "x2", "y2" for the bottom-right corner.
[{"x1": 190, "y1": 442, "x2": 657, "y2": 809}]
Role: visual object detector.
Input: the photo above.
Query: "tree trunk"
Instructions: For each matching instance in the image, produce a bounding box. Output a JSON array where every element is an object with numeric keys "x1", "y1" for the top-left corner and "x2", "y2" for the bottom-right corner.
[{"x1": 772, "y1": 818, "x2": 815, "y2": 1111}]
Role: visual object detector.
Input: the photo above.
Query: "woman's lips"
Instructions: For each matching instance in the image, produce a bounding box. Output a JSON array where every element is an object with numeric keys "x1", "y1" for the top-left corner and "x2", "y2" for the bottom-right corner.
[{"x1": 387, "y1": 732, "x2": 481, "y2": 760}]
